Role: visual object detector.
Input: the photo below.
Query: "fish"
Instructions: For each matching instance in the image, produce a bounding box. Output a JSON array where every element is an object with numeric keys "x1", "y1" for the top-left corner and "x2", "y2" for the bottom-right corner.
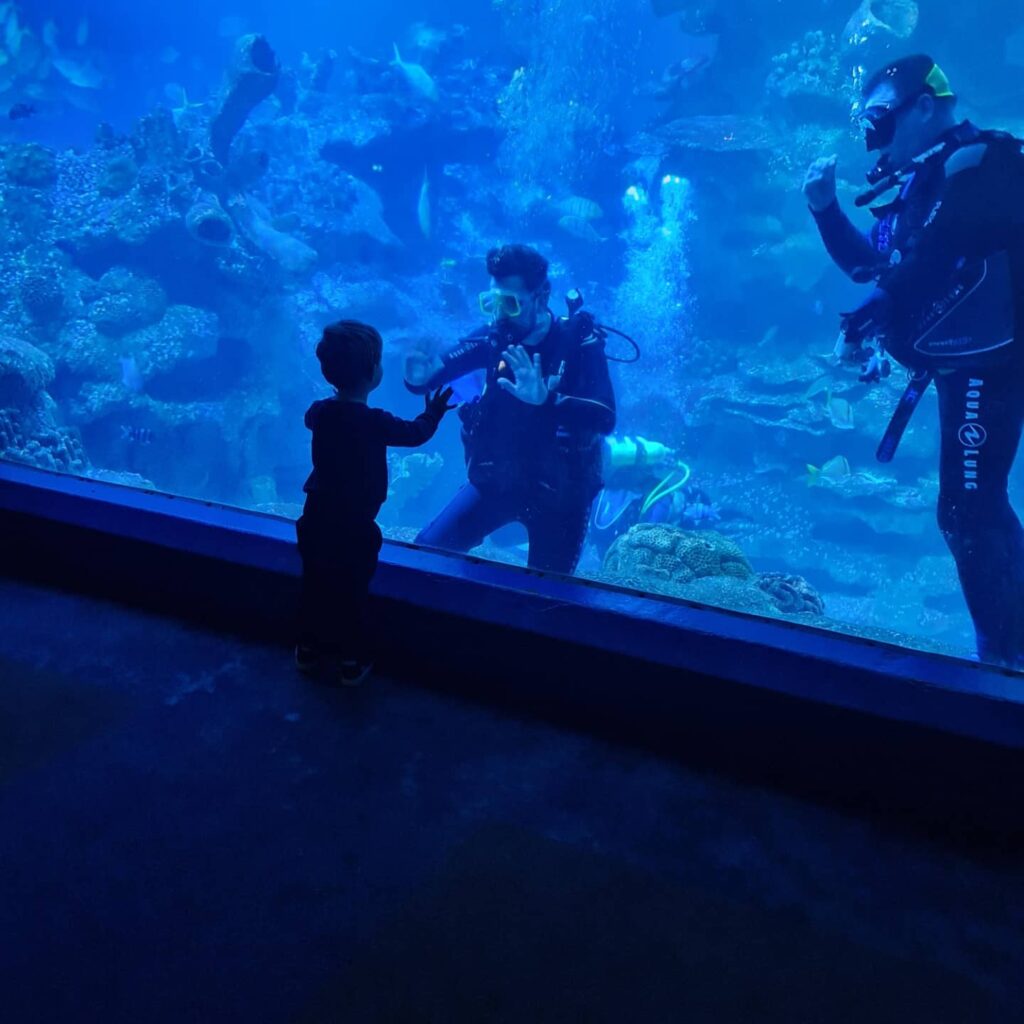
[
  {"x1": 417, "y1": 168, "x2": 431, "y2": 238},
  {"x1": 391, "y1": 43, "x2": 439, "y2": 102},
  {"x1": 802, "y1": 374, "x2": 831, "y2": 401},
  {"x1": 75, "y1": 17, "x2": 89, "y2": 48},
  {"x1": 52, "y1": 56, "x2": 104, "y2": 89},
  {"x1": 120, "y1": 425, "x2": 154, "y2": 445},
  {"x1": 557, "y1": 215, "x2": 607, "y2": 243},
  {"x1": 648, "y1": 33, "x2": 718, "y2": 100},
  {"x1": 8, "y1": 101, "x2": 34, "y2": 120},
  {"x1": 119, "y1": 356, "x2": 144, "y2": 394},
  {"x1": 807, "y1": 455, "x2": 851, "y2": 485},
  {"x1": 682, "y1": 501, "x2": 721, "y2": 525},
  {"x1": 826, "y1": 389, "x2": 855, "y2": 430},
  {"x1": 556, "y1": 196, "x2": 603, "y2": 221},
  {"x1": 159, "y1": 46, "x2": 181, "y2": 65}
]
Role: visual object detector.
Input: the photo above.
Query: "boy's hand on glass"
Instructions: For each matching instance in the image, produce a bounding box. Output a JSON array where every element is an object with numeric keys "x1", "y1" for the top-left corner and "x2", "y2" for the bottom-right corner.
[{"x1": 426, "y1": 386, "x2": 457, "y2": 418}]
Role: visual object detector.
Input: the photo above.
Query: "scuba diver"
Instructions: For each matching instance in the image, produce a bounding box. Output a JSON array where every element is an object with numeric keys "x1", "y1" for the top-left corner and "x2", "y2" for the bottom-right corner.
[
  {"x1": 404, "y1": 243, "x2": 617, "y2": 575},
  {"x1": 803, "y1": 55, "x2": 1024, "y2": 670},
  {"x1": 591, "y1": 434, "x2": 719, "y2": 559}
]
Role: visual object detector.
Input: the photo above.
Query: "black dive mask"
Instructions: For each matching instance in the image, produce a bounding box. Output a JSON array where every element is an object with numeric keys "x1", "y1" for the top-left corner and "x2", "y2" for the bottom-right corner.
[{"x1": 861, "y1": 92, "x2": 921, "y2": 152}]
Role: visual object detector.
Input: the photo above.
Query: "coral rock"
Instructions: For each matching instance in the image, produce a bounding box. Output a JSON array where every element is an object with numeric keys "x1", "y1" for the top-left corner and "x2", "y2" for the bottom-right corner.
[
  {"x1": 0, "y1": 337, "x2": 55, "y2": 406},
  {"x1": 21, "y1": 272, "x2": 67, "y2": 326},
  {"x1": 89, "y1": 268, "x2": 168, "y2": 337},
  {"x1": 603, "y1": 524, "x2": 753, "y2": 586},
  {"x1": 4, "y1": 144, "x2": 59, "y2": 188},
  {"x1": 125, "y1": 305, "x2": 220, "y2": 379},
  {"x1": 756, "y1": 572, "x2": 826, "y2": 616}
]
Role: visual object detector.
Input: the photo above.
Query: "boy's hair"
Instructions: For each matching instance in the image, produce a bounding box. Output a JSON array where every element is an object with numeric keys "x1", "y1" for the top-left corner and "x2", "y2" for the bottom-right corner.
[
  {"x1": 486, "y1": 244, "x2": 550, "y2": 292},
  {"x1": 316, "y1": 320, "x2": 382, "y2": 390}
]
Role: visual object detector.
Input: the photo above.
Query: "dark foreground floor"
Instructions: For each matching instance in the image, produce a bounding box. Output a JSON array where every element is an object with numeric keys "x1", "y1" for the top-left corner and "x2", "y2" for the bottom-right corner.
[{"x1": 0, "y1": 577, "x2": 1022, "y2": 1024}]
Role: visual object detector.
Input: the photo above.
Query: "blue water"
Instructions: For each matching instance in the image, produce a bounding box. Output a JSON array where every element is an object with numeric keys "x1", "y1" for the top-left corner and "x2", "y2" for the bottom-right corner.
[{"x1": 5, "y1": 0, "x2": 1024, "y2": 663}]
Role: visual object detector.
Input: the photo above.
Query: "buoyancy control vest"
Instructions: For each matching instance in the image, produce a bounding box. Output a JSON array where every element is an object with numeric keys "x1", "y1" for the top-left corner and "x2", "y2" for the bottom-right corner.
[{"x1": 870, "y1": 123, "x2": 1024, "y2": 373}]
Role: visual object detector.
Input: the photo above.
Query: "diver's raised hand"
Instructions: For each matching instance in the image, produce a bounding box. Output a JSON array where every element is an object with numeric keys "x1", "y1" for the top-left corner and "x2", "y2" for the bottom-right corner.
[
  {"x1": 425, "y1": 386, "x2": 457, "y2": 418},
  {"x1": 497, "y1": 345, "x2": 564, "y2": 405},
  {"x1": 803, "y1": 155, "x2": 838, "y2": 212}
]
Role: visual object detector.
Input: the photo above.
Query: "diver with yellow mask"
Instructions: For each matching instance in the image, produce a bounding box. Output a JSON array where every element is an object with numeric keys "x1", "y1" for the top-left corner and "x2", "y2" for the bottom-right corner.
[{"x1": 404, "y1": 244, "x2": 617, "y2": 575}]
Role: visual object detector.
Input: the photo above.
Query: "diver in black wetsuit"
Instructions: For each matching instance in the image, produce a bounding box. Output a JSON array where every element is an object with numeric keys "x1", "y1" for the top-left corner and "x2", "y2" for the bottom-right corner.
[
  {"x1": 404, "y1": 244, "x2": 616, "y2": 575},
  {"x1": 804, "y1": 55, "x2": 1024, "y2": 670}
]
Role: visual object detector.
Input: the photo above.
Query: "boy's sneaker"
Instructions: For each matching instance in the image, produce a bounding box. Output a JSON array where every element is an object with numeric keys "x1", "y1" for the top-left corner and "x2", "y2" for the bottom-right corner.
[
  {"x1": 339, "y1": 660, "x2": 373, "y2": 687},
  {"x1": 294, "y1": 644, "x2": 324, "y2": 675}
]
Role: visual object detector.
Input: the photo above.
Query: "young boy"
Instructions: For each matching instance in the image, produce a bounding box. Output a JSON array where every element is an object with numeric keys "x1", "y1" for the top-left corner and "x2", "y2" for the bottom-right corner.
[{"x1": 296, "y1": 319, "x2": 455, "y2": 685}]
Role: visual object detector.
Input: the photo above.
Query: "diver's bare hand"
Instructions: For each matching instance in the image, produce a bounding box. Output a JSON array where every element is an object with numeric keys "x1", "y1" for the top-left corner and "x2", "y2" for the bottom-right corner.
[
  {"x1": 497, "y1": 345, "x2": 564, "y2": 405},
  {"x1": 803, "y1": 155, "x2": 838, "y2": 213},
  {"x1": 426, "y1": 386, "x2": 457, "y2": 417}
]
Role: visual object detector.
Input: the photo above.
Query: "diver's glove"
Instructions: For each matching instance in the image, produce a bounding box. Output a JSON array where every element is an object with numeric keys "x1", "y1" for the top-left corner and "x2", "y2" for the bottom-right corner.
[
  {"x1": 836, "y1": 288, "x2": 891, "y2": 365},
  {"x1": 858, "y1": 348, "x2": 891, "y2": 384}
]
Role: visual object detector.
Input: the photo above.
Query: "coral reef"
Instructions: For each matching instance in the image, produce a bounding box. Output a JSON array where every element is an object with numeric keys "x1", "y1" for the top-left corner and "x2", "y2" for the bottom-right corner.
[
  {"x1": 20, "y1": 271, "x2": 67, "y2": 327},
  {"x1": 98, "y1": 154, "x2": 139, "y2": 197},
  {"x1": 0, "y1": 406, "x2": 86, "y2": 474},
  {"x1": 0, "y1": 337, "x2": 55, "y2": 407},
  {"x1": 595, "y1": 523, "x2": 829, "y2": 620},
  {"x1": 4, "y1": 144, "x2": 59, "y2": 188},
  {"x1": 185, "y1": 193, "x2": 235, "y2": 246},
  {"x1": 756, "y1": 573, "x2": 826, "y2": 616},
  {"x1": 210, "y1": 35, "x2": 281, "y2": 165},
  {"x1": 87, "y1": 269, "x2": 167, "y2": 338},
  {"x1": 603, "y1": 524, "x2": 753, "y2": 587}
]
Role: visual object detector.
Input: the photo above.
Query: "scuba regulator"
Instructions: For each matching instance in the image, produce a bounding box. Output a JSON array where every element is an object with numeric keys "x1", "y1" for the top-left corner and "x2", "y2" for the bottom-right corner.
[{"x1": 562, "y1": 289, "x2": 641, "y2": 364}]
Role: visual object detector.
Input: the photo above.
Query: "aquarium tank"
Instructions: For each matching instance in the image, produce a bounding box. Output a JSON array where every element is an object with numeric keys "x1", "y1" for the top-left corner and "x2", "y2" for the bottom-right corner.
[{"x1": 3, "y1": 0, "x2": 1024, "y2": 672}]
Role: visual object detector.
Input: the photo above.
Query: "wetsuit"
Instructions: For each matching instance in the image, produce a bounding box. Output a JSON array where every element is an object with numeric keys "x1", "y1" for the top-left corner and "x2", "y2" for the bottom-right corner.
[
  {"x1": 812, "y1": 121, "x2": 1024, "y2": 667},
  {"x1": 411, "y1": 313, "x2": 616, "y2": 574}
]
